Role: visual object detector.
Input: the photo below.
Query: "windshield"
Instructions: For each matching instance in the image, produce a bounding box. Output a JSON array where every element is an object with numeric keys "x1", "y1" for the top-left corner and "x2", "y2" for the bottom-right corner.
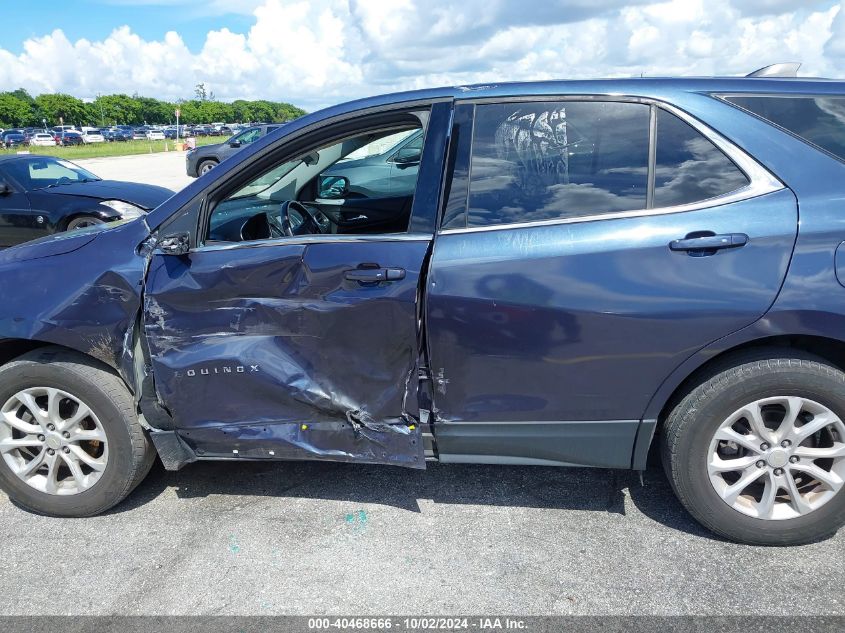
[{"x1": 3, "y1": 158, "x2": 100, "y2": 190}]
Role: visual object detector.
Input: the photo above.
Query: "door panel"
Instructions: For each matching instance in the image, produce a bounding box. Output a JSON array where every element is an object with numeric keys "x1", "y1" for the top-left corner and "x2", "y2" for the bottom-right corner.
[
  {"x1": 426, "y1": 188, "x2": 798, "y2": 464},
  {"x1": 0, "y1": 191, "x2": 34, "y2": 247},
  {"x1": 143, "y1": 238, "x2": 430, "y2": 467}
]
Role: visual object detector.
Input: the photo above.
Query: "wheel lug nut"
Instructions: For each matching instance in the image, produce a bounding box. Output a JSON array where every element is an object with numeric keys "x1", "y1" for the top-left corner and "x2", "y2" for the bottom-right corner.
[
  {"x1": 62, "y1": 447, "x2": 70, "y2": 454},
  {"x1": 756, "y1": 460, "x2": 766, "y2": 469},
  {"x1": 62, "y1": 432, "x2": 70, "y2": 439},
  {"x1": 760, "y1": 443, "x2": 770, "y2": 451},
  {"x1": 47, "y1": 448, "x2": 55, "y2": 455},
  {"x1": 781, "y1": 440, "x2": 791, "y2": 448},
  {"x1": 774, "y1": 468, "x2": 785, "y2": 476},
  {"x1": 37, "y1": 434, "x2": 45, "y2": 442},
  {"x1": 790, "y1": 455, "x2": 800, "y2": 464},
  {"x1": 47, "y1": 424, "x2": 55, "y2": 431}
]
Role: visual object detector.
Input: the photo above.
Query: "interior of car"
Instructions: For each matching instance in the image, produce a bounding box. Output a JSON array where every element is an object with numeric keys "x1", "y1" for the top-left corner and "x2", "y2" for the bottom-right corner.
[{"x1": 206, "y1": 112, "x2": 427, "y2": 244}]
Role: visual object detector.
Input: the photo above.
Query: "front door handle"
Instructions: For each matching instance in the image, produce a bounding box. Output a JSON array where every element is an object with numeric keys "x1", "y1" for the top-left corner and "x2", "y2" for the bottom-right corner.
[
  {"x1": 669, "y1": 233, "x2": 748, "y2": 252},
  {"x1": 344, "y1": 267, "x2": 406, "y2": 282}
]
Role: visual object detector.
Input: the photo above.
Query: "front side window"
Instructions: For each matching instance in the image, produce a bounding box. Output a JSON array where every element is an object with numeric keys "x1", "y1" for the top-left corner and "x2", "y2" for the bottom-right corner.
[
  {"x1": 207, "y1": 123, "x2": 424, "y2": 243},
  {"x1": 466, "y1": 101, "x2": 650, "y2": 227},
  {"x1": 653, "y1": 109, "x2": 749, "y2": 207},
  {"x1": 723, "y1": 95, "x2": 845, "y2": 162},
  {"x1": 233, "y1": 128, "x2": 262, "y2": 144}
]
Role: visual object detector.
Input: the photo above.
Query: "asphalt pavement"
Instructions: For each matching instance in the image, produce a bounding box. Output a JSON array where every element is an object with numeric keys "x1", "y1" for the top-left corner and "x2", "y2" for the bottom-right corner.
[{"x1": 0, "y1": 459, "x2": 842, "y2": 615}]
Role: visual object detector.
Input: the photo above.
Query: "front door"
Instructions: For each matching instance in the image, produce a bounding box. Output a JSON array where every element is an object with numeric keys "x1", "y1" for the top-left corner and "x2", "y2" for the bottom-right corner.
[
  {"x1": 0, "y1": 176, "x2": 33, "y2": 247},
  {"x1": 142, "y1": 103, "x2": 451, "y2": 467},
  {"x1": 426, "y1": 100, "x2": 797, "y2": 468}
]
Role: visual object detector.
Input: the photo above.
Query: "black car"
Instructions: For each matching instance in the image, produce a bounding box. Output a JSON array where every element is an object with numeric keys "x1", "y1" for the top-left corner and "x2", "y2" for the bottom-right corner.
[
  {"x1": 55, "y1": 131, "x2": 84, "y2": 146},
  {"x1": 2, "y1": 132, "x2": 26, "y2": 149},
  {"x1": 185, "y1": 124, "x2": 283, "y2": 176},
  {"x1": 0, "y1": 155, "x2": 173, "y2": 247}
]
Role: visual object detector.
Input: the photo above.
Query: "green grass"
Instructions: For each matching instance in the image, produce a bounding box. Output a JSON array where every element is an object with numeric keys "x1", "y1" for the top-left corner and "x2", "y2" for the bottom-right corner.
[{"x1": 0, "y1": 136, "x2": 220, "y2": 160}]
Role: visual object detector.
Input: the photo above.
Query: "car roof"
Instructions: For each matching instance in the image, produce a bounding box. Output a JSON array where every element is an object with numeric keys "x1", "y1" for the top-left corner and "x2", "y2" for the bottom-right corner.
[{"x1": 0, "y1": 154, "x2": 59, "y2": 162}]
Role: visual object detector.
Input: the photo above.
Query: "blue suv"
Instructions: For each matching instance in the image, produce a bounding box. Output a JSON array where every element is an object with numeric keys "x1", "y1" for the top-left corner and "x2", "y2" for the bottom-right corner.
[{"x1": 0, "y1": 71, "x2": 844, "y2": 545}]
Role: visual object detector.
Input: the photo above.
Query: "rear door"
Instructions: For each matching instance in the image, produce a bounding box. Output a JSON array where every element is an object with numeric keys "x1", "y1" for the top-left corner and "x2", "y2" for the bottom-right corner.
[
  {"x1": 142, "y1": 102, "x2": 452, "y2": 466},
  {"x1": 426, "y1": 99, "x2": 797, "y2": 468}
]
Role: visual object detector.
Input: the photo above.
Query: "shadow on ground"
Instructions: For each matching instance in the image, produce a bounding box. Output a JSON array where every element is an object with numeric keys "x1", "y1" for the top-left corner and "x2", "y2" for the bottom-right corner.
[{"x1": 118, "y1": 458, "x2": 716, "y2": 540}]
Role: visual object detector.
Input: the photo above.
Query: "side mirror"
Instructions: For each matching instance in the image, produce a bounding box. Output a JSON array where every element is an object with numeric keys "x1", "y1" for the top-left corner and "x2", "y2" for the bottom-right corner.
[
  {"x1": 229, "y1": 140, "x2": 241, "y2": 148},
  {"x1": 157, "y1": 232, "x2": 191, "y2": 256},
  {"x1": 317, "y1": 175, "x2": 350, "y2": 199},
  {"x1": 393, "y1": 146, "x2": 422, "y2": 165},
  {"x1": 0, "y1": 181, "x2": 10, "y2": 195}
]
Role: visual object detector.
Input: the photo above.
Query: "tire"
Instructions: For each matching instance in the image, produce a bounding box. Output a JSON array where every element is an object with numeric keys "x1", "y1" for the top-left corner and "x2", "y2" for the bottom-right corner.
[
  {"x1": 66, "y1": 216, "x2": 105, "y2": 231},
  {"x1": 198, "y1": 159, "x2": 217, "y2": 176},
  {"x1": 662, "y1": 351, "x2": 845, "y2": 545},
  {"x1": 0, "y1": 347, "x2": 155, "y2": 517}
]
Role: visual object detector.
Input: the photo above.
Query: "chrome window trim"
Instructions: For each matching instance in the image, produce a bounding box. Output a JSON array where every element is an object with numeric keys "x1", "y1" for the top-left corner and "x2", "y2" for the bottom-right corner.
[
  {"x1": 439, "y1": 96, "x2": 784, "y2": 236},
  {"x1": 192, "y1": 232, "x2": 431, "y2": 254}
]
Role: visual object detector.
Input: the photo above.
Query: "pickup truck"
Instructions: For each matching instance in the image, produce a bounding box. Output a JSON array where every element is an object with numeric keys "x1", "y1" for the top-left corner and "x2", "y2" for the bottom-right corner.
[{"x1": 1, "y1": 72, "x2": 844, "y2": 546}]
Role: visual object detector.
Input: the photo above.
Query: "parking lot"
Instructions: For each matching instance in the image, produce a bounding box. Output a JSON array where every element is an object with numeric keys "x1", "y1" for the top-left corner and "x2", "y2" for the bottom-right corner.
[
  {"x1": 0, "y1": 460, "x2": 843, "y2": 615},
  {"x1": 76, "y1": 151, "x2": 194, "y2": 192}
]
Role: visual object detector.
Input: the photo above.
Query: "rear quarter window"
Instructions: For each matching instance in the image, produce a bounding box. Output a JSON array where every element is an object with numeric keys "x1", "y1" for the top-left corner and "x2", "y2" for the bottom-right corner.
[{"x1": 723, "y1": 95, "x2": 845, "y2": 162}]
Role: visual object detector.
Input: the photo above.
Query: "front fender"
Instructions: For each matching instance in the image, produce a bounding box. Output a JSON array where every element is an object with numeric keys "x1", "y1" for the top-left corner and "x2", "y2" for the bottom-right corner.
[{"x1": 0, "y1": 219, "x2": 150, "y2": 388}]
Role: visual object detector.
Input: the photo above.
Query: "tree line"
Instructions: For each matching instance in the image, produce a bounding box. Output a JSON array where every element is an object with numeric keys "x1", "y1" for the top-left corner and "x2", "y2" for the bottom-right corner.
[{"x1": 0, "y1": 87, "x2": 307, "y2": 129}]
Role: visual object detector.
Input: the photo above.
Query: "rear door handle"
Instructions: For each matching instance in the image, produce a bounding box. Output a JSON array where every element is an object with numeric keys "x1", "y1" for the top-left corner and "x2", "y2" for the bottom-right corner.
[
  {"x1": 669, "y1": 233, "x2": 748, "y2": 252},
  {"x1": 344, "y1": 267, "x2": 406, "y2": 282}
]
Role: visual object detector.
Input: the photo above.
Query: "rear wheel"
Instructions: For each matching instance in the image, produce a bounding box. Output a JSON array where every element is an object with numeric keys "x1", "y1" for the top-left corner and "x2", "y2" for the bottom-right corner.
[
  {"x1": 662, "y1": 353, "x2": 845, "y2": 545},
  {"x1": 0, "y1": 347, "x2": 155, "y2": 517}
]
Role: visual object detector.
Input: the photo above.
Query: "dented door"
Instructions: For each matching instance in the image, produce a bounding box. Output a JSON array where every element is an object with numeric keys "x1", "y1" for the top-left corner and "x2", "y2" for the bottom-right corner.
[{"x1": 142, "y1": 236, "x2": 430, "y2": 467}]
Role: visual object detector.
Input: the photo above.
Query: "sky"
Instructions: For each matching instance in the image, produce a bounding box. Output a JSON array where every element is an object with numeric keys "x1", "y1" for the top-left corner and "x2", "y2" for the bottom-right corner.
[{"x1": 0, "y1": 0, "x2": 843, "y2": 111}]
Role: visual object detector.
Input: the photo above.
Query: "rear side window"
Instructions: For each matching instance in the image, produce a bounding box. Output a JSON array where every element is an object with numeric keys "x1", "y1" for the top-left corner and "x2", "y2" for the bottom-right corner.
[
  {"x1": 653, "y1": 109, "x2": 749, "y2": 207},
  {"x1": 724, "y1": 95, "x2": 845, "y2": 162},
  {"x1": 466, "y1": 101, "x2": 650, "y2": 227}
]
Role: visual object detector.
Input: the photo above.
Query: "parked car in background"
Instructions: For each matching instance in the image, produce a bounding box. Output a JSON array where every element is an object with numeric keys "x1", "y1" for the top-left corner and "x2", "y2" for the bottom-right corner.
[
  {"x1": 54, "y1": 131, "x2": 84, "y2": 147},
  {"x1": 318, "y1": 129, "x2": 423, "y2": 199},
  {"x1": 101, "y1": 128, "x2": 127, "y2": 142},
  {"x1": 186, "y1": 124, "x2": 283, "y2": 176},
  {"x1": 2, "y1": 131, "x2": 26, "y2": 149},
  {"x1": 146, "y1": 130, "x2": 165, "y2": 141},
  {"x1": 131, "y1": 128, "x2": 148, "y2": 140},
  {"x1": 0, "y1": 155, "x2": 172, "y2": 244},
  {"x1": 51, "y1": 126, "x2": 78, "y2": 136},
  {"x1": 28, "y1": 133, "x2": 57, "y2": 147},
  {"x1": 81, "y1": 129, "x2": 105, "y2": 143}
]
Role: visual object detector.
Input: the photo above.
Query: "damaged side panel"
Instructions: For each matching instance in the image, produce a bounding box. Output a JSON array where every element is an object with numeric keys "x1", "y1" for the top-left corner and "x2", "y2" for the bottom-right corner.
[
  {"x1": 142, "y1": 238, "x2": 430, "y2": 468},
  {"x1": 0, "y1": 220, "x2": 151, "y2": 391}
]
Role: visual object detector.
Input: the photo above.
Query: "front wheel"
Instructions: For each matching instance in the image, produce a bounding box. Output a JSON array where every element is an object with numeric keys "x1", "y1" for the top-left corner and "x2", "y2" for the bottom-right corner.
[
  {"x1": 66, "y1": 216, "x2": 105, "y2": 231},
  {"x1": 197, "y1": 159, "x2": 218, "y2": 176},
  {"x1": 662, "y1": 353, "x2": 845, "y2": 545},
  {"x1": 0, "y1": 347, "x2": 155, "y2": 517}
]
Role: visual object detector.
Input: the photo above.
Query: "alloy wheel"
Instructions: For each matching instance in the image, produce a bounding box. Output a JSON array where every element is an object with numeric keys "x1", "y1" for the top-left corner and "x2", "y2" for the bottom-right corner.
[
  {"x1": 708, "y1": 396, "x2": 845, "y2": 520},
  {"x1": 0, "y1": 387, "x2": 109, "y2": 495}
]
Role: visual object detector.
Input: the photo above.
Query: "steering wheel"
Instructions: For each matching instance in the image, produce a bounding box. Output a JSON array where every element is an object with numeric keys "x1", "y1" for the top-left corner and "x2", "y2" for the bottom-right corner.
[
  {"x1": 275, "y1": 200, "x2": 322, "y2": 237},
  {"x1": 56, "y1": 176, "x2": 72, "y2": 185}
]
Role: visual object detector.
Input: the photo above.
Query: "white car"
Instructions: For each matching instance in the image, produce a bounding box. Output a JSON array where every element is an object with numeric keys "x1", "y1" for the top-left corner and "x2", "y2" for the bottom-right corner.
[
  {"x1": 82, "y1": 130, "x2": 105, "y2": 143},
  {"x1": 146, "y1": 130, "x2": 165, "y2": 141},
  {"x1": 29, "y1": 133, "x2": 57, "y2": 147}
]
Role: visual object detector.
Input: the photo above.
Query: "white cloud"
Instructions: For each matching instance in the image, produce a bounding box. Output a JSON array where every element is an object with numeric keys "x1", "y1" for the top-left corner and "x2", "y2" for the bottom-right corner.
[{"x1": 0, "y1": 0, "x2": 841, "y2": 111}]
